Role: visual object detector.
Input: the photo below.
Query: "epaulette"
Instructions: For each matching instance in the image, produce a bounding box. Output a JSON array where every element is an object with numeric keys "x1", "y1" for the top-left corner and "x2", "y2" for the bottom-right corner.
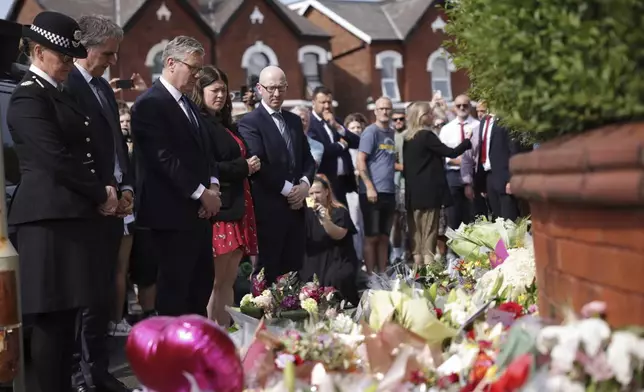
[{"x1": 21, "y1": 75, "x2": 45, "y2": 88}]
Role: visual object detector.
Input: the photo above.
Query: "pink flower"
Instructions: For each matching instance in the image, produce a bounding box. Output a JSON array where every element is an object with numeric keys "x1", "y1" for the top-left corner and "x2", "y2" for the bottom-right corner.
[
  {"x1": 299, "y1": 282, "x2": 321, "y2": 302},
  {"x1": 581, "y1": 301, "x2": 606, "y2": 318}
]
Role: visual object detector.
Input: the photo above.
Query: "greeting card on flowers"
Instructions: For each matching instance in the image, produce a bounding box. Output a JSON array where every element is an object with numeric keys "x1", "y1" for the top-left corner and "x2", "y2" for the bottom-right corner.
[
  {"x1": 490, "y1": 239, "x2": 510, "y2": 268},
  {"x1": 486, "y1": 309, "x2": 516, "y2": 328}
]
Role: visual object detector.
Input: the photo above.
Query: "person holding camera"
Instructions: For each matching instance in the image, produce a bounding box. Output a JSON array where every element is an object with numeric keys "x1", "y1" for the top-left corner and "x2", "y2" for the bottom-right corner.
[{"x1": 300, "y1": 174, "x2": 359, "y2": 305}]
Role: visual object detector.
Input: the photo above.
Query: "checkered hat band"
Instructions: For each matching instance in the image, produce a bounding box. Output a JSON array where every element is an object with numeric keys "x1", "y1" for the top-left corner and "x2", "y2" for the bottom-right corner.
[{"x1": 30, "y1": 25, "x2": 70, "y2": 48}]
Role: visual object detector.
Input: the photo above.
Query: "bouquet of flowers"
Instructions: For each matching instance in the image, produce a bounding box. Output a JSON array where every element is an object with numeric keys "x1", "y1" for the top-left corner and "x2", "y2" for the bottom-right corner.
[{"x1": 240, "y1": 269, "x2": 340, "y2": 320}]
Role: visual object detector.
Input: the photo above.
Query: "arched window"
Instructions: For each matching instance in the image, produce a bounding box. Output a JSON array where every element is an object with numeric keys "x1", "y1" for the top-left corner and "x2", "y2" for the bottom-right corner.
[
  {"x1": 298, "y1": 45, "x2": 328, "y2": 97},
  {"x1": 241, "y1": 41, "x2": 279, "y2": 81},
  {"x1": 375, "y1": 50, "x2": 403, "y2": 102},
  {"x1": 145, "y1": 40, "x2": 169, "y2": 82},
  {"x1": 427, "y1": 48, "x2": 456, "y2": 100}
]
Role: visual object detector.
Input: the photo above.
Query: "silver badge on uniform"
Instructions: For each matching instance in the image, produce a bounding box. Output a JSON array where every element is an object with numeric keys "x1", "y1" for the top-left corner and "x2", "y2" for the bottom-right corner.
[{"x1": 20, "y1": 81, "x2": 34, "y2": 86}]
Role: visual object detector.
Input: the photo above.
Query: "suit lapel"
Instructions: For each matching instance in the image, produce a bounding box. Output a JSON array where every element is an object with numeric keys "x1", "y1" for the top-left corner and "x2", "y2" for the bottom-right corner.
[
  {"x1": 153, "y1": 81, "x2": 203, "y2": 150},
  {"x1": 258, "y1": 104, "x2": 289, "y2": 159},
  {"x1": 29, "y1": 73, "x2": 87, "y2": 119},
  {"x1": 67, "y1": 68, "x2": 112, "y2": 126}
]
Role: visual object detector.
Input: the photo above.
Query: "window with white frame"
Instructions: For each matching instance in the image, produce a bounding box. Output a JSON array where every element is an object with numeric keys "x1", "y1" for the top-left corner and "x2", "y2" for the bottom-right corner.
[
  {"x1": 145, "y1": 40, "x2": 168, "y2": 82},
  {"x1": 246, "y1": 52, "x2": 269, "y2": 80},
  {"x1": 375, "y1": 51, "x2": 403, "y2": 102},
  {"x1": 298, "y1": 45, "x2": 328, "y2": 97},
  {"x1": 241, "y1": 41, "x2": 279, "y2": 81},
  {"x1": 427, "y1": 48, "x2": 456, "y2": 100}
]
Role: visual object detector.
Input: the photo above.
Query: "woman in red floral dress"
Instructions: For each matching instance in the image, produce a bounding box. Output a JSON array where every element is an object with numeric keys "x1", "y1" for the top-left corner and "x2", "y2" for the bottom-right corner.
[{"x1": 191, "y1": 66, "x2": 258, "y2": 327}]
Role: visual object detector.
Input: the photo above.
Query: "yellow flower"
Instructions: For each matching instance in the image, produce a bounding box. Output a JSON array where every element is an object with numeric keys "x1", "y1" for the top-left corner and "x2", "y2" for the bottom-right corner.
[{"x1": 301, "y1": 298, "x2": 318, "y2": 314}]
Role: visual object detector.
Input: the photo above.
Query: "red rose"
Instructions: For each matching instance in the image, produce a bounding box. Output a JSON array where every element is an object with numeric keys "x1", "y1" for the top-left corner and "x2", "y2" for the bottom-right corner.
[
  {"x1": 497, "y1": 302, "x2": 524, "y2": 319},
  {"x1": 435, "y1": 308, "x2": 443, "y2": 319},
  {"x1": 437, "y1": 373, "x2": 459, "y2": 388},
  {"x1": 489, "y1": 353, "x2": 532, "y2": 392}
]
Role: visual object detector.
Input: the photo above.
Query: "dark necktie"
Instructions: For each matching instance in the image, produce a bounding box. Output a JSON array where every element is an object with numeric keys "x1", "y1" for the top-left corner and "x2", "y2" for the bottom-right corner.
[
  {"x1": 480, "y1": 116, "x2": 492, "y2": 165},
  {"x1": 459, "y1": 122, "x2": 466, "y2": 141},
  {"x1": 180, "y1": 95, "x2": 199, "y2": 131},
  {"x1": 90, "y1": 78, "x2": 128, "y2": 177},
  {"x1": 272, "y1": 111, "x2": 294, "y2": 165}
]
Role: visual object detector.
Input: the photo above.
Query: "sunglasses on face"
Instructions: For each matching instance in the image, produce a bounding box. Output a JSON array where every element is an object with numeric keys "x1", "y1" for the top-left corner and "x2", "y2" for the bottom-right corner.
[
  {"x1": 392, "y1": 117, "x2": 405, "y2": 122},
  {"x1": 455, "y1": 104, "x2": 470, "y2": 109}
]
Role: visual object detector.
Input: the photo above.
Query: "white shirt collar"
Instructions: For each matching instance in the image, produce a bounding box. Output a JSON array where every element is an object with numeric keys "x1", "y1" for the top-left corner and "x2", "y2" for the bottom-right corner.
[
  {"x1": 312, "y1": 110, "x2": 322, "y2": 121},
  {"x1": 29, "y1": 64, "x2": 58, "y2": 88},
  {"x1": 261, "y1": 99, "x2": 281, "y2": 116},
  {"x1": 455, "y1": 115, "x2": 477, "y2": 125},
  {"x1": 74, "y1": 63, "x2": 94, "y2": 84},
  {"x1": 159, "y1": 76, "x2": 183, "y2": 102}
]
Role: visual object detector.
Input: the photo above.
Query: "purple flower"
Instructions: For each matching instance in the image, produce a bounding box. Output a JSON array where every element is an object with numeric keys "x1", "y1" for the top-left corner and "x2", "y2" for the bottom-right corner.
[{"x1": 280, "y1": 295, "x2": 300, "y2": 310}]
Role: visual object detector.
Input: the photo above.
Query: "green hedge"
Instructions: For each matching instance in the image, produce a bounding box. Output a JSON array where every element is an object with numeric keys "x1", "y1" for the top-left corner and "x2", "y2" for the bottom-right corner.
[{"x1": 445, "y1": 0, "x2": 644, "y2": 144}]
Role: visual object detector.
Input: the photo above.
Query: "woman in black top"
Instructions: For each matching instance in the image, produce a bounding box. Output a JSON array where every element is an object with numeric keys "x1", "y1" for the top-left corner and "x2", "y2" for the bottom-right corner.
[
  {"x1": 300, "y1": 174, "x2": 359, "y2": 305},
  {"x1": 402, "y1": 101, "x2": 472, "y2": 265},
  {"x1": 191, "y1": 66, "x2": 260, "y2": 327}
]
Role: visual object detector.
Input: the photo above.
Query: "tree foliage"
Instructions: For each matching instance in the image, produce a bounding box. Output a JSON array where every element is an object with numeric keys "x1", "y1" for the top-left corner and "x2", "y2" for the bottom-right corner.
[{"x1": 445, "y1": 0, "x2": 644, "y2": 143}]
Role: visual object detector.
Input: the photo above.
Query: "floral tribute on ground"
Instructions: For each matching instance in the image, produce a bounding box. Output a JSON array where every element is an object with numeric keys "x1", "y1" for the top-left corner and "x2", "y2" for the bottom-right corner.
[{"x1": 126, "y1": 218, "x2": 644, "y2": 392}]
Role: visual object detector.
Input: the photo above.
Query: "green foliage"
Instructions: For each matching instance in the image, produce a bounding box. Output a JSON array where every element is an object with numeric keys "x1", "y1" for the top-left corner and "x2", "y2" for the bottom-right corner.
[{"x1": 445, "y1": 0, "x2": 644, "y2": 143}]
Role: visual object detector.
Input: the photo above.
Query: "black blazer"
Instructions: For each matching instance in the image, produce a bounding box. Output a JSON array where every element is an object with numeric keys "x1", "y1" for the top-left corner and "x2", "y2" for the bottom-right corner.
[
  {"x1": 485, "y1": 120, "x2": 521, "y2": 194},
  {"x1": 403, "y1": 129, "x2": 471, "y2": 210},
  {"x1": 7, "y1": 71, "x2": 107, "y2": 224},
  {"x1": 202, "y1": 113, "x2": 249, "y2": 222},
  {"x1": 308, "y1": 114, "x2": 359, "y2": 192},
  {"x1": 65, "y1": 67, "x2": 132, "y2": 189},
  {"x1": 131, "y1": 80, "x2": 218, "y2": 230},
  {"x1": 238, "y1": 104, "x2": 315, "y2": 223}
]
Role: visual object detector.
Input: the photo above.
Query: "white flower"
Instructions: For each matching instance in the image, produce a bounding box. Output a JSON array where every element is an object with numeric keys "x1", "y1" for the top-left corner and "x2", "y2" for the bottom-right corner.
[
  {"x1": 240, "y1": 294, "x2": 254, "y2": 307},
  {"x1": 252, "y1": 291, "x2": 273, "y2": 310},
  {"x1": 475, "y1": 246, "x2": 535, "y2": 300},
  {"x1": 536, "y1": 318, "x2": 611, "y2": 373},
  {"x1": 544, "y1": 374, "x2": 586, "y2": 392},
  {"x1": 330, "y1": 314, "x2": 358, "y2": 334},
  {"x1": 606, "y1": 331, "x2": 644, "y2": 386}
]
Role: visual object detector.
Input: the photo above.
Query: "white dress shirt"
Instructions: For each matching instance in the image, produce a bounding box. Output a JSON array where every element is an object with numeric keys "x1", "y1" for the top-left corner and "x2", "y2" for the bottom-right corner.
[
  {"x1": 159, "y1": 76, "x2": 219, "y2": 200},
  {"x1": 480, "y1": 115, "x2": 494, "y2": 171},
  {"x1": 260, "y1": 100, "x2": 310, "y2": 196},
  {"x1": 311, "y1": 110, "x2": 346, "y2": 176},
  {"x1": 29, "y1": 64, "x2": 58, "y2": 88},
  {"x1": 74, "y1": 63, "x2": 133, "y2": 195},
  {"x1": 439, "y1": 115, "x2": 480, "y2": 170}
]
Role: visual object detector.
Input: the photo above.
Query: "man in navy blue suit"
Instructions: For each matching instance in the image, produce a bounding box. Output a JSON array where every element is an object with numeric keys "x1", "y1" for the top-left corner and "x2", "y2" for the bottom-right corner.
[
  {"x1": 131, "y1": 36, "x2": 221, "y2": 318},
  {"x1": 308, "y1": 86, "x2": 360, "y2": 206},
  {"x1": 238, "y1": 66, "x2": 316, "y2": 283}
]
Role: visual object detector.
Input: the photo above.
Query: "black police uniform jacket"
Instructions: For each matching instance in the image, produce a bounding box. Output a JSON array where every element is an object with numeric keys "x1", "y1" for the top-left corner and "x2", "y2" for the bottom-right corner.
[{"x1": 7, "y1": 70, "x2": 109, "y2": 314}]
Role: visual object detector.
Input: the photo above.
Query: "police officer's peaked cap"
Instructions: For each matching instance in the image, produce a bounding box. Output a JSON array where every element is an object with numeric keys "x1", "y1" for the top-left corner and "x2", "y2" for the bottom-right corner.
[{"x1": 23, "y1": 11, "x2": 87, "y2": 59}]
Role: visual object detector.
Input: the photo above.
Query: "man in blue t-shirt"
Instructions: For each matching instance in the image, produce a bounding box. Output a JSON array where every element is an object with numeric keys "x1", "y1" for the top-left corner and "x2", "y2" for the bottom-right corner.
[{"x1": 356, "y1": 97, "x2": 397, "y2": 275}]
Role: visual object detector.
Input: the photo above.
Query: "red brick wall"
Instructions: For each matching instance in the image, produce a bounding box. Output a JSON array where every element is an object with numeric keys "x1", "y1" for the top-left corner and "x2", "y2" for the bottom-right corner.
[
  {"x1": 216, "y1": 0, "x2": 327, "y2": 102},
  {"x1": 404, "y1": 5, "x2": 470, "y2": 101},
  {"x1": 115, "y1": 0, "x2": 215, "y2": 102},
  {"x1": 305, "y1": 8, "x2": 370, "y2": 118},
  {"x1": 12, "y1": 0, "x2": 44, "y2": 24}
]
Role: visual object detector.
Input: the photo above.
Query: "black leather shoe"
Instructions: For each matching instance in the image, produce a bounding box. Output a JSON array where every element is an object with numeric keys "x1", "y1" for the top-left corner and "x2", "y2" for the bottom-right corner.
[{"x1": 93, "y1": 374, "x2": 133, "y2": 392}]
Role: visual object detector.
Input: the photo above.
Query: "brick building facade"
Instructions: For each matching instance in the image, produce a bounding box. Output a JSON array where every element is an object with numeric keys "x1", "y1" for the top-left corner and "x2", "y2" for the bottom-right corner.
[
  {"x1": 7, "y1": 0, "x2": 470, "y2": 117},
  {"x1": 290, "y1": 0, "x2": 471, "y2": 116}
]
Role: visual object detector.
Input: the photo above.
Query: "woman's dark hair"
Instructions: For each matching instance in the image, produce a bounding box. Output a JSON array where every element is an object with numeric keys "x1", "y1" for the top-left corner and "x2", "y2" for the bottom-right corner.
[{"x1": 191, "y1": 65, "x2": 233, "y2": 129}]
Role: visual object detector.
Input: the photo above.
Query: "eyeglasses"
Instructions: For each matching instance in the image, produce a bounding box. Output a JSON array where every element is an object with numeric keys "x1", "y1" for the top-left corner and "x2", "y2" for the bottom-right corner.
[
  {"x1": 392, "y1": 117, "x2": 405, "y2": 122},
  {"x1": 455, "y1": 104, "x2": 470, "y2": 109},
  {"x1": 177, "y1": 60, "x2": 203, "y2": 76},
  {"x1": 260, "y1": 83, "x2": 288, "y2": 94},
  {"x1": 45, "y1": 48, "x2": 73, "y2": 64}
]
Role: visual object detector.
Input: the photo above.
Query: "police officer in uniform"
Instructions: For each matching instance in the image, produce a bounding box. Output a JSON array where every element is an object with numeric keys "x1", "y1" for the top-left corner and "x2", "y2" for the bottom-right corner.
[{"x1": 7, "y1": 11, "x2": 118, "y2": 392}]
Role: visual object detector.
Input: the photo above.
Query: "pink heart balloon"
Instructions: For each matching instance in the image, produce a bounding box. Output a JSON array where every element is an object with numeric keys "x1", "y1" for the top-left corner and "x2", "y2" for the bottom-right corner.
[{"x1": 126, "y1": 315, "x2": 244, "y2": 392}]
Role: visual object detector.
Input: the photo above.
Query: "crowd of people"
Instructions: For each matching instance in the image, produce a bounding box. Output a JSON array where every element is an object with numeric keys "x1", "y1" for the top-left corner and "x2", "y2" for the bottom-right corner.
[{"x1": 5, "y1": 9, "x2": 529, "y2": 392}]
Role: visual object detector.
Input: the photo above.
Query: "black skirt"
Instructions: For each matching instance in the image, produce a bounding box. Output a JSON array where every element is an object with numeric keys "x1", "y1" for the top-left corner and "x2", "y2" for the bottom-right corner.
[{"x1": 17, "y1": 219, "x2": 110, "y2": 315}]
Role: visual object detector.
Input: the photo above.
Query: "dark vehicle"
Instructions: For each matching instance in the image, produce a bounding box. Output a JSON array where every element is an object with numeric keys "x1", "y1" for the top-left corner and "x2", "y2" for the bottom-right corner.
[{"x1": 0, "y1": 19, "x2": 32, "y2": 391}]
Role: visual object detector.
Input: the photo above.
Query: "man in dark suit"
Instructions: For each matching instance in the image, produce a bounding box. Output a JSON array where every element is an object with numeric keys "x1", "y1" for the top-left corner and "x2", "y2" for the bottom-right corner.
[
  {"x1": 308, "y1": 86, "x2": 359, "y2": 206},
  {"x1": 65, "y1": 15, "x2": 132, "y2": 392},
  {"x1": 239, "y1": 66, "x2": 316, "y2": 283},
  {"x1": 462, "y1": 101, "x2": 520, "y2": 221},
  {"x1": 131, "y1": 36, "x2": 221, "y2": 317}
]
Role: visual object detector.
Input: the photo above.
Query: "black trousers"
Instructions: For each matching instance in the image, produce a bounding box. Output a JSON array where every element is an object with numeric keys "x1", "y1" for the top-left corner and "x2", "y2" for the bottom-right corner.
[
  {"x1": 330, "y1": 174, "x2": 353, "y2": 207},
  {"x1": 486, "y1": 171, "x2": 519, "y2": 221},
  {"x1": 154, "y1": 221, "x2": 214, "y2": 316},
  {"x1": 72, "y1": 217, "x2": 122, "y2": 387},
  {"x1": 445, "y1": 170, "x2": 473, "y2": 229},
  {"x1": 31, "y1": 309, "x2": 78, "y2": 392},
  {"x1": 254, "y1": 211, "x2": 305, "y2": 284}
]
